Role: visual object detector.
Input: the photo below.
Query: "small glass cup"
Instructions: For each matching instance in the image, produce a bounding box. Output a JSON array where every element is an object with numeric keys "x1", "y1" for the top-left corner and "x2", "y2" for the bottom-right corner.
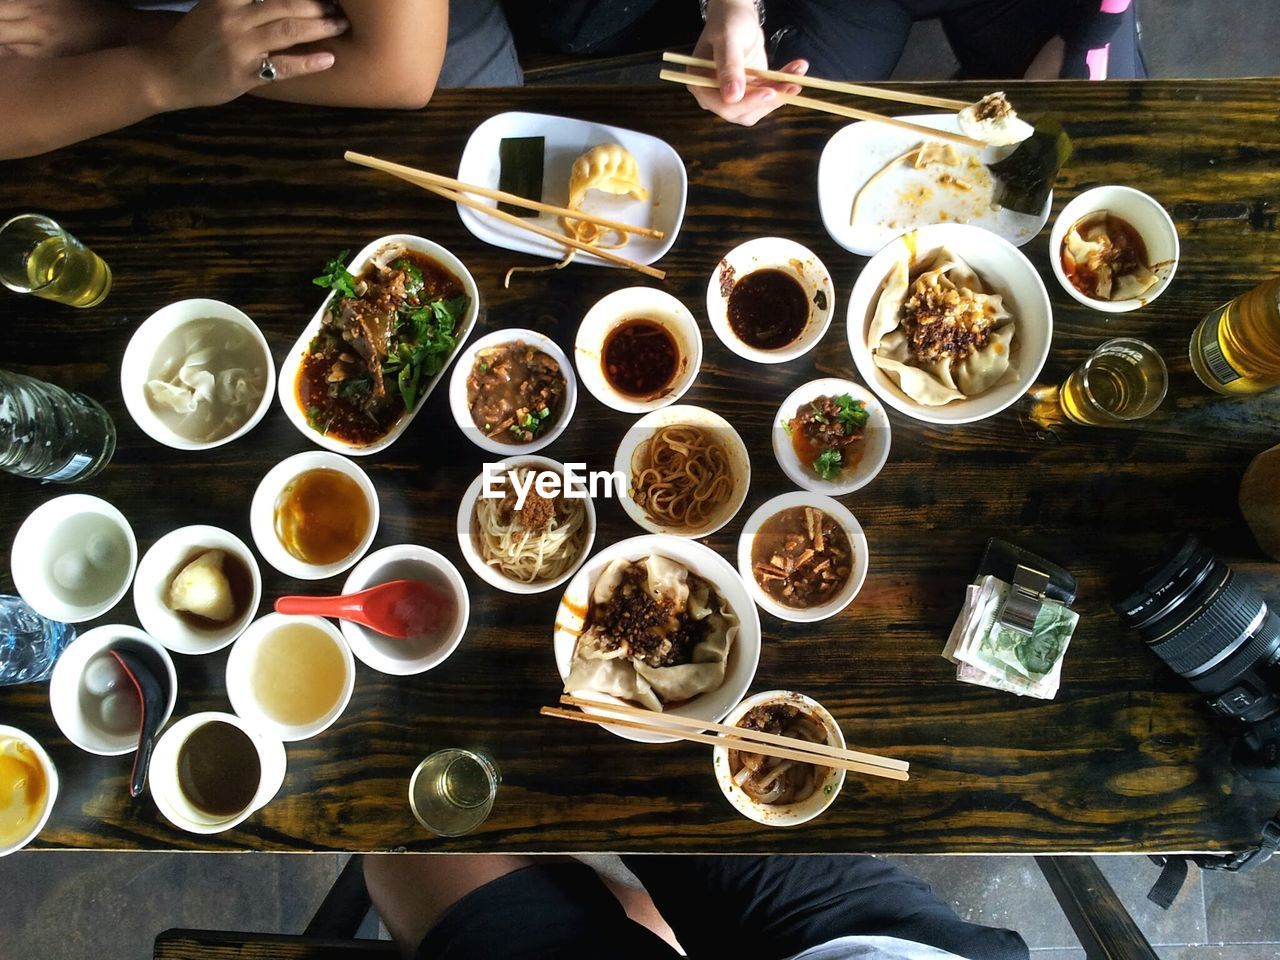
[
  {"x1": 1059, "y1": 338, "x2": 1168, "y2": 426},
  {"x1": 0, "y1": 214, "x2": 112, "y2": 308},
  {"x1": 409, "y1": 748, "x2": 499, "y2": 837}
]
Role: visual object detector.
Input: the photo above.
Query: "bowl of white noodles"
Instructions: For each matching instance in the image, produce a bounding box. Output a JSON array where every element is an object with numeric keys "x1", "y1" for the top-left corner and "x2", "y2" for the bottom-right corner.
[
  {"x1": 121, "y1": 299, "x2": 275, "y2": 451},
  {"x1": 847, "y1": 224, "x2": 1051, "y2": 425}
]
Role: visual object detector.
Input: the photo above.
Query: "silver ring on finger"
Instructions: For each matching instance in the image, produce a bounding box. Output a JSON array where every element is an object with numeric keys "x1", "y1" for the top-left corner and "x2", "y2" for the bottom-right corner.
[{"x1": 259, "y1": 56, "x2": 277, "y2": 81}]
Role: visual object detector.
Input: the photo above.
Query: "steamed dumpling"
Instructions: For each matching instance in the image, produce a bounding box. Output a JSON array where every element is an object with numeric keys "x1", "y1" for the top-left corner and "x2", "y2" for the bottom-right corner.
[
  {"x1": 166, "y1": 549, "x2": 235, "y2": 622},
  {"x1": 567, "y1": 143, "x2": 649, "y2": 210},
  {"x1": 957, "y1": 92, "x2": 1034, "y2": 147}
]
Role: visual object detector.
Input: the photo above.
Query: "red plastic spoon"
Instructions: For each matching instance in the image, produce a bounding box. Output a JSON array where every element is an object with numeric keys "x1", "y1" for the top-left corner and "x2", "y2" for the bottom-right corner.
[{"x1": 275, "y1": 579, "x2": 453, "y2": 640}]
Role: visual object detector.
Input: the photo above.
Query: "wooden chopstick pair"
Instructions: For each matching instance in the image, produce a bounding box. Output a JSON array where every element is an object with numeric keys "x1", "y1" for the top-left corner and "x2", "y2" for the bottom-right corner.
[
  {"x1": 343, "y1": 151, "x2": 666, "y2": 280},
  {"x1": 659, "y1": 52, "x2": 985, "y2": 150},
  {"x1": 543, "y1": 695, "x2": 910, "y2": 783}
]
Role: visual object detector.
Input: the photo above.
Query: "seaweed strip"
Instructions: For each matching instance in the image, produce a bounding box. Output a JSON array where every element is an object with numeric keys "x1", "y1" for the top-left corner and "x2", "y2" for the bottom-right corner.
[
  {"x1": 498, "y1": 136, "x2": 545, "y2": 217},
  {"x1": 989, "y1": 117, "x2": 1073, "y2": 216}
]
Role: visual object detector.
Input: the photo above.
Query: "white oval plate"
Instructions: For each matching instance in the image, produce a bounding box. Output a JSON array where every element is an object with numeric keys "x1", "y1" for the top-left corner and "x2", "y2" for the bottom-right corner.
[
  {"x1": 278, "y1": 234, "x2": 480, "y2": 456},
  {"x1": 818, "y1": 113, "x2": 1051, "y2": 256},
  {"x1": 456, "y1": 112, "x2": 687, "y2": 267}
]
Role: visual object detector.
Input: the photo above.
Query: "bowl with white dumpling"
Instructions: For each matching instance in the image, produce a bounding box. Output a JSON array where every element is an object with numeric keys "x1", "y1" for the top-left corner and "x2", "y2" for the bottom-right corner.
[{"x1": 847, "y1": 223, "x2": 1052, "y2": 425}]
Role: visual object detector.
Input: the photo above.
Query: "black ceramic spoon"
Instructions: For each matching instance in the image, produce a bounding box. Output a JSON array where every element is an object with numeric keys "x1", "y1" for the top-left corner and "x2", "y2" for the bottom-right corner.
[{"x1": 107, "y1": 647, "x2": 167, "y2": 798}]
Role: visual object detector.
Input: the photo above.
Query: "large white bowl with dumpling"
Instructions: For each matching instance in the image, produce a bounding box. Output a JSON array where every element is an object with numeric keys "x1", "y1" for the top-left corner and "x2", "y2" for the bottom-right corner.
[
  {"x1": 847, "y1": 224, "x2": 1052, "y2": 425},
  {"x1": 553, "y1": 534, "x2": 761, "y2": 743}
]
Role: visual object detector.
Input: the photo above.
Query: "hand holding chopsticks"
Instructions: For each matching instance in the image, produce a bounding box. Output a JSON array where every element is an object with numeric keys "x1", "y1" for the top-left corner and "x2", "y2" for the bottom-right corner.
[{"x1": 543, "y1": 695, "x2": 910, "y2": 783}]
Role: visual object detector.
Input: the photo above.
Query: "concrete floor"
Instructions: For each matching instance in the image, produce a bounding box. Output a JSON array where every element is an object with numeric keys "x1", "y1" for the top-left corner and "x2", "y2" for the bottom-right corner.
[{"x1": 3, "y1": 2, "x2": 1277, "y2": 959}]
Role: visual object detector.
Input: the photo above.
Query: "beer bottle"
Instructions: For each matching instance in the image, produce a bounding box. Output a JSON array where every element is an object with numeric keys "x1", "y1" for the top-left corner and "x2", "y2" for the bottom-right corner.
[{"x1": 1189, "y1": 276, "x2": 1280, "y2": 395}]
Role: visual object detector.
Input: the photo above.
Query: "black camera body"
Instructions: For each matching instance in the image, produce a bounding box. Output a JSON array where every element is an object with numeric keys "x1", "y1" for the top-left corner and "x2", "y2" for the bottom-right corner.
[{"x1": 1115, "y1": 535, "x2": 1280, "y2": 783}]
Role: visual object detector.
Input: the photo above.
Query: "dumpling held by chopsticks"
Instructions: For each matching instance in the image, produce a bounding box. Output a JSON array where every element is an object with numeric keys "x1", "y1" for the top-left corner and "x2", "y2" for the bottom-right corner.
[{"x1": 958, "y1": 92, "x2": 1033, "y2": 147}]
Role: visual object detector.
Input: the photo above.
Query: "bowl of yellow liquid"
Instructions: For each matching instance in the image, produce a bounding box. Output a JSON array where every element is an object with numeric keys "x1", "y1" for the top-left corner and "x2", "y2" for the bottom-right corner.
[
  {"x1": 225, "y1": 613, "x2": 355, "y2": 742},
  {"x1": 0, "y1": 726, "x2": 58, "y2": 857}
]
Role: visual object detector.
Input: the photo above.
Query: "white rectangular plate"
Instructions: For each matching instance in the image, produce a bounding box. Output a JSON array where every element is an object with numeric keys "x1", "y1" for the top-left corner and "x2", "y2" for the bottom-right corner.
[
  {"x1": 455, "y1": 111, "x2": 687, "y2": 267},
  {"x1": 818, "y1": 113, "x2": 1050, "y2": 256}
]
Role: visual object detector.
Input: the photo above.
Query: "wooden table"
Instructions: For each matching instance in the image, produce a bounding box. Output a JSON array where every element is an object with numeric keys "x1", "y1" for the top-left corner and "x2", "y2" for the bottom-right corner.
[{"x1": 2, "y1": 80, "x2": 1279, "y2": 854}]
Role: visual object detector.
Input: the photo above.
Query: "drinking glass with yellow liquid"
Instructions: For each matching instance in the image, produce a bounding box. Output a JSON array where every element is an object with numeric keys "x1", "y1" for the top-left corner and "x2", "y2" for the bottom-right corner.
[
  {"x1": 410, "y1": 748, "x2": 500, "y2": 837},
  {"x1": 1059, "y1": 338, "x2": 1168, "y2": 426},
  {"x1": 0, "y1": 214, "x2": 112, "y2": 308},
  {"x1": 1190, "y1": 276, "x2": 1280, "y2": 396}
]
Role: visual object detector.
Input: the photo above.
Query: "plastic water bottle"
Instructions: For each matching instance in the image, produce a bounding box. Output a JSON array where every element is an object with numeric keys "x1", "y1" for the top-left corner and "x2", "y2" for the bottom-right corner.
[
  {"x1": 0, "y1": 596, "x2": 75, "y2": 685},
  {"x1": 0, "y1": 369, "x2": 116, "y2": 482}
]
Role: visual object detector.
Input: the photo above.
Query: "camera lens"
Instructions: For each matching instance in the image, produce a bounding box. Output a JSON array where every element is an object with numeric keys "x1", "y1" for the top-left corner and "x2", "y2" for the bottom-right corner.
[{"x1": 1115, "y1": 535, "x2": 1280, "y2": 725}]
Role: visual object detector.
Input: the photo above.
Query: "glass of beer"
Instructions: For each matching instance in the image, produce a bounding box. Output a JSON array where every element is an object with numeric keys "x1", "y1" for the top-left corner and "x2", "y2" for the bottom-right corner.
[
  {"x1": 1059, "y1": 338, "x2": 1168, "y2": 426},
  {"x1": 0, "y1": 214, "x2": 112, "y2": 308},
  {"x1": 409, "y1": 748, "x2": 500, "y2": 837},
  {"x1": 1189, "y1": 276, "x2": 1280, "y2": 396}
]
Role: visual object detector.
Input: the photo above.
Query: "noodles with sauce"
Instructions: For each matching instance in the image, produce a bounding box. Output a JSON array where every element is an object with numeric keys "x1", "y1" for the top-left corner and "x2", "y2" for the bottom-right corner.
[
  {"x1": 631, "y1": 424, "x2": 734, "y2": 532},
  {"x1": 729, "y1": 702, "x2": 831, "y2": 805},
  {"x1": 473, "y1": 466, "x2": 587, "y2": 583}
]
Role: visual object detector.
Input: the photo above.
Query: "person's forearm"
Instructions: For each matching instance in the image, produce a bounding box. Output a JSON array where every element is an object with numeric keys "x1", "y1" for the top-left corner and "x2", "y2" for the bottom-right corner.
[
  {"x1": 0, "y1": 47, "x2": 170, "y2": 160},
  {"x1": 250, "y1": 34, "x2": 444, "y2": 108}
]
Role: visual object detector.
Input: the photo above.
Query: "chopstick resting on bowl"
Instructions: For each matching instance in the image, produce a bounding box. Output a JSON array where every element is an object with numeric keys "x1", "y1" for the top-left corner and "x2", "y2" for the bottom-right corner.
[
  {"x1": 657, "y1": 69, "x2": 985, "y2": 151},
  {"x1": 544, "y1": 697, "x2": 910, "y2": 782},
  {"x1": 343, "y1": 151, "x2": 666, "y2": 280},
  {"x1": 662, "y1": 52, "x2": 971, "y2": 112}
]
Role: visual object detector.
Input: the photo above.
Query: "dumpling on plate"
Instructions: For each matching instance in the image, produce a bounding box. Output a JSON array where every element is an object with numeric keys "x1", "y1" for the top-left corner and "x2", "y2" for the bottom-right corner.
[{"x1": 567, "y1": 143, "x2": 648, "y2": 209}]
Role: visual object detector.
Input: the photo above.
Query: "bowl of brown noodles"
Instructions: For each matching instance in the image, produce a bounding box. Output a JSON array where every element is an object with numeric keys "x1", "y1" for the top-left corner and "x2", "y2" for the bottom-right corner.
[
  {"x1": 457, "y1": 456, "x2": 596, "y2": 595},
  {"x1": 614, "y1": 404, "x2": 751, "y2": 538}
]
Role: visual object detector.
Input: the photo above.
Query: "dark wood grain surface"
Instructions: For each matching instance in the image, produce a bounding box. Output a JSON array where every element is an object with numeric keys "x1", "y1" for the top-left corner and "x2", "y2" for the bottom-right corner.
[{"x1": 2, "y1": 81, "x2": 1279, "y2": 854}]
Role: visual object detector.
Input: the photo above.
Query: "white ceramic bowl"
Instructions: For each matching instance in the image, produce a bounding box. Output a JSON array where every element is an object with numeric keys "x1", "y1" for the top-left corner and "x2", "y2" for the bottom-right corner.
[
  {"x1": 706, "y1": 237, "x2": 835, "y2": 364},
  {"x1": 339, "y1": 545, "x2": 471, "y2": 676},
  {"x1": 119, "y1": 298, "x2": 275, "y2": 451},
  {"x1": 49, "y1": 625, "x2": 178, "y2": 756},
  {"x1": 133, "y1": 525, "x2": 262, "y2": 655},
  {"x1": 614, "y1": 404, "x2": 751, "y2": 538},
  {"x1": 149, "y1": 711, "x2": 287, "y2": 835},
  {"x1": 1049, "y1": 185, "x2": 1180, "y2": 313},
  {"x1": 456, "y1": 456, "x2": 597, "y2": 595},
  {"x1": 736, "y1": 493, "x2": 869, "y2": 623},
  {"x1": 278, "y1": 234, "x2": 480, "y2": 456},
  {"x1": 250, "y1": 451, "x2": 379, "y2": 581},
  {"x1": 712, "y1": 690, "x2": 846, "y2": 827},
  {"x1": 225, "y1": 613, "x2": 355, "y2": 742},
  {"x1": 553, "y1": 534, "x2": 761, "y2": 743},
  {"x1": 447, "y1": 328, "x2": 578, "y2": 455},
  {"x1": 11, "y1": 494, "x2": 137, "y2": 623},
  {"x1": 575, "y1": 287, "x2": 702, "y2": 414},
  {"x1": 0, "y1": 725, "x2": 58, "y2": 857},
  {"x1": 772, "y1": 379, "x2": 891, "y2": 496},
  {"x1": 848, "y1": 223, "x2": 1053, "y2": 425}
]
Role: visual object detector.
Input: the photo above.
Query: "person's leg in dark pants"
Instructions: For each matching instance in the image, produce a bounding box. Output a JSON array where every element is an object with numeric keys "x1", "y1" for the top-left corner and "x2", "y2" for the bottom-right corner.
[
  {"x1": 767, "y1": 0, "x2": 914, "y2": 80},
  {"x1": 623, "y1": 854, "x2": 1029, "y2": 960}
]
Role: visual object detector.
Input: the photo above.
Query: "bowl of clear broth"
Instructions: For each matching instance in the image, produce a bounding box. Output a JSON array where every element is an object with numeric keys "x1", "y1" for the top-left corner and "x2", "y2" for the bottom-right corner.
[
  {"x1": 575, "y1": 287, "x2": 702, "y2": 414},
  {"x1": 121, "y1": 299, "x2": 275, "y2": 451},
  {"x1": 1049, "y1": 185, "x2": 1179, "y2": 314},
  {"x1": 250, "y1": 451, "x2": 379, "y2": 581},
  {"x1": 449, "y1": 329, "x2": 576, "y2": 455},
  {"x1": 339, "y1": 545, "x2": 471, "y2": 675},
  {"x1": 737, "y1": 493, "x2": 868, "y2": 623},
  {"x1": 706, "y1": 237, "x2": 835, "y2": 364}
]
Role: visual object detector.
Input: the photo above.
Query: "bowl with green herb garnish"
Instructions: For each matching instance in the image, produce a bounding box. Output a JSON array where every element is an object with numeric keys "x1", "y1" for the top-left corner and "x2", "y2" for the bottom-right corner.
[
  {"x1": 280, "y1": 235, "x2": 479, "y2": 455},
  {"x1": 772, "y1": 378, "x2": 890, "y2": 496}
]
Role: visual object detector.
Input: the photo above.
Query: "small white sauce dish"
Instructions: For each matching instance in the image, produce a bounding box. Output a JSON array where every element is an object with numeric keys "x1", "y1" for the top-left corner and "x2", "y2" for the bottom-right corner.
[
  {"x1": 1049, "y1": 185, "x2": 1180, "y2": 313},
  {"x1": 250, "y1": 451, "x2": 379, "y2": 581},
  {"x1": 772, "y1": 379, "x2": 890, "y2": 496},
  {"x1": 149, "y1": 711, "x2": 287, "y2": 836},
  {"x1": 340, "y1": 544, "x2": 471, "y2": 676},
  {"x1": 706, "y1": 237, "x2": 835, "y2": 364},
  {"x1": 448, "y1": 328, "x2": 577, "y2": 455},
  {"x1": 456, "y1": 455, "x2": 597, "y2": 595},
  {"x1": 613, "y1": 404, "x2": 751, "y2": 538},
  {"x1": 132, "y1": 525, "x2": 262, "y2": 656},
  {"x1": 0, "y1": 725, "x2": 58, "y2": 857},
  {"x1": 225, "y1": 613, "x2": 355, "y2": 742},
  {"x1": 49, "y1": 625, "x2": 178, "y2": 756},
  {"x1": 736, "y1": 493, "x2": 869, "y2": 623},
  {"x1": 120, "y1": 298, "x2": 275, "y2": 451},
  {"x1": 11, "y1": 494, "x2": 137, "y2": 623},
  {"x1": 575, "y1": 286, "x2": 702, "y2": 414},
  {"x1": 848, "y1": 223, "x2": 1052, "y2": 426},
  {"x1": 278, "y1": 234, "x2": 481, "y2": 456},
  {"x1": 553, "y1": 534, "x2": 762, "y2": 744},
  {"x1": 712, "y1": 690, "x2": 846, "y2": 827}
]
